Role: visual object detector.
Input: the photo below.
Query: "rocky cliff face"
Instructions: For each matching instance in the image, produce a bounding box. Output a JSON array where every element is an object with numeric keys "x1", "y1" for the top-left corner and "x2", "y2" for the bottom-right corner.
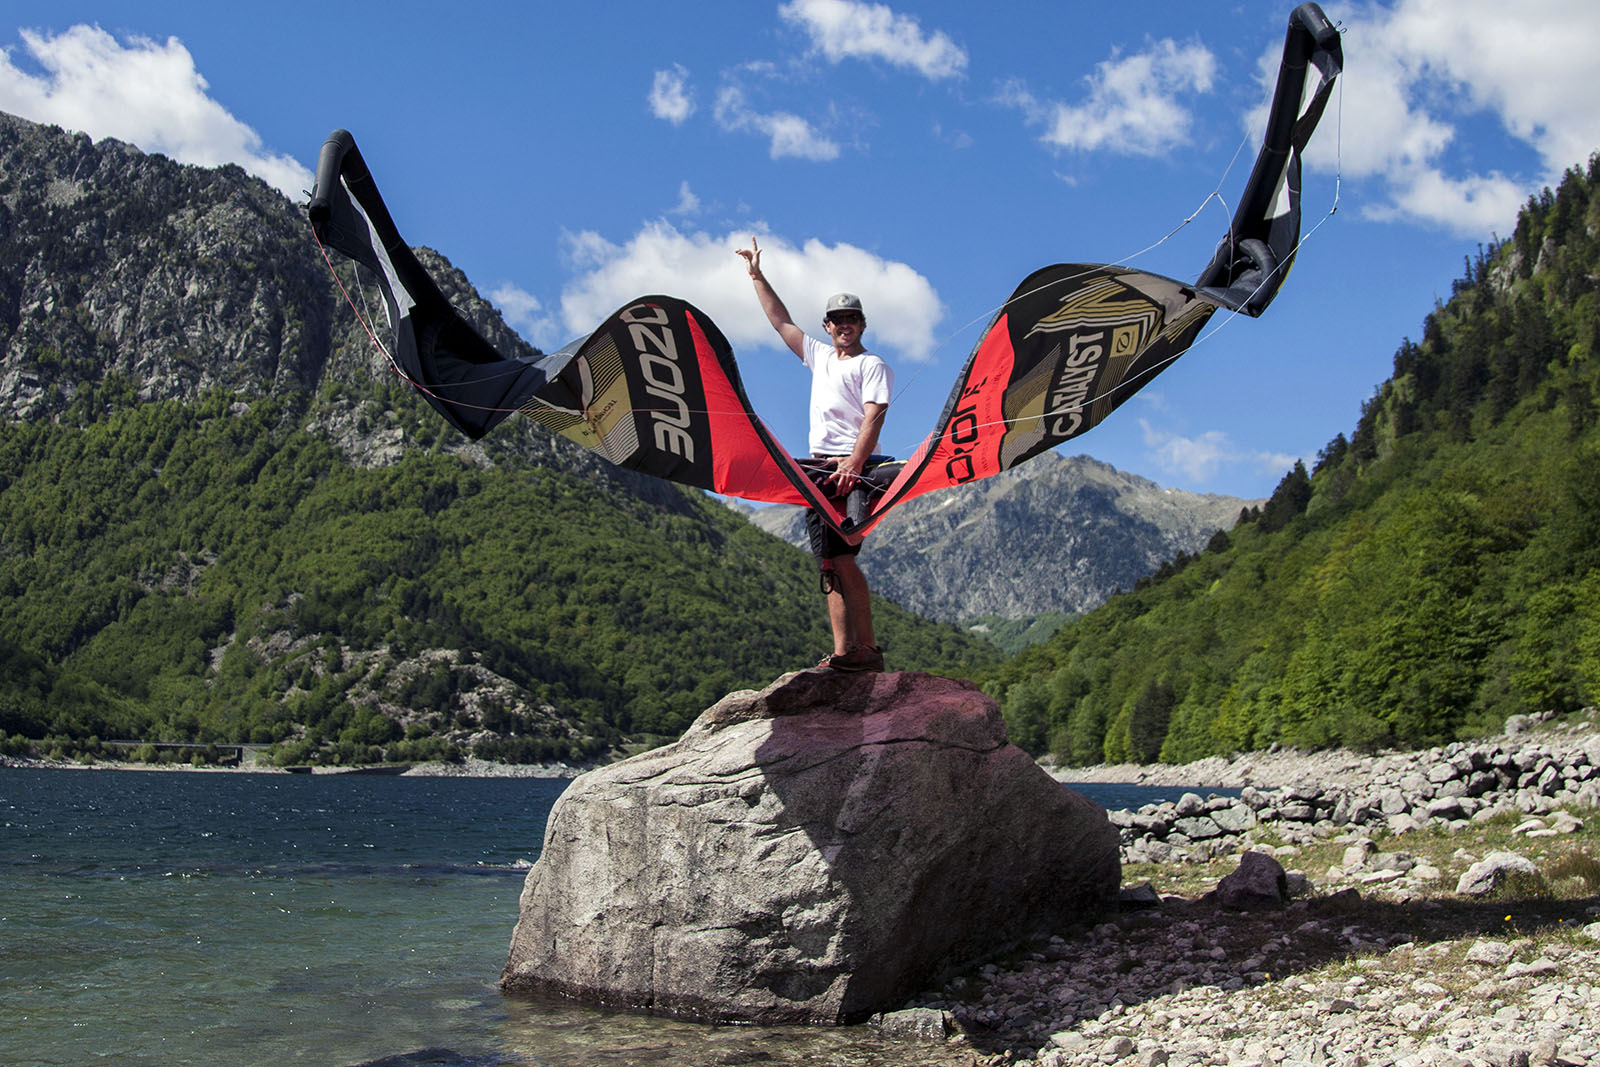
[
  {"x1": 0, "y1": 112, "x2": 333, "y2": 417},
  {"x1": 749, "y1": 451, "x2": 1256, "y2": 622}
]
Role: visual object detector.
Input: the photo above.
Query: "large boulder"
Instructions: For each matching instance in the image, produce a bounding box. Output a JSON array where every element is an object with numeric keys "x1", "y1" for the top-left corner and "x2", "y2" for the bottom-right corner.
[{"x1": 500, "y1": 670, "x2": 1119, "y2": 1024}]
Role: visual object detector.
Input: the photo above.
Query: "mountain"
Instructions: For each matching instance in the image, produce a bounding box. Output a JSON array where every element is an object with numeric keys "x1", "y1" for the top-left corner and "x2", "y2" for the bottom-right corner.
[
  {"x1": 981, "y1": 155, "x2": 1600, "y2": 765},
  {"x1": 748, "y1": 452, "x2": 1255, "y2": 625},
  {"x1": 0, "y1": 112, "x2": 996, "y2": 766}
]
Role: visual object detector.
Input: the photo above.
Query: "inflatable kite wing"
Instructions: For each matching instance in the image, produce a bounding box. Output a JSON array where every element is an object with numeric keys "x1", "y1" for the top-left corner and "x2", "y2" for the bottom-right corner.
[
  {"x1": 307, "y1": 3, "x2": 1340, "y2": 543},
  {"x1": 851, "y1": 1, "x2": 1342, "y2": 535}
]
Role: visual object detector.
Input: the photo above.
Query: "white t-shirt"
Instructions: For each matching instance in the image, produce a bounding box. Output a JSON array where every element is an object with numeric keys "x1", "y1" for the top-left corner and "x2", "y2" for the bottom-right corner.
[{"x1": 801, "y1": 334, "x2": 893, "y2": 455}]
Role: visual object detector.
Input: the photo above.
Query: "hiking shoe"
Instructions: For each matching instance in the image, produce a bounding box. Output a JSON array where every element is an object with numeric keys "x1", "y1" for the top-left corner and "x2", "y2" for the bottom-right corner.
[{"x1": 825, "y1": 644, "x2": 885, "y2": 673}]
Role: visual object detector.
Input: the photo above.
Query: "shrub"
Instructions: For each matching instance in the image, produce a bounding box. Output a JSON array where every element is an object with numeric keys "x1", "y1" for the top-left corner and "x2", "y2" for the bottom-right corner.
[{"x1": 1545, "y1": 849, "x2": 1600, "y2": 895}]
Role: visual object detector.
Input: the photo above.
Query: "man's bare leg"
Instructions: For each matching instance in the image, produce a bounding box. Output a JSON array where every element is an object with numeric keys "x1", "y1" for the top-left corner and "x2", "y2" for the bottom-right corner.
[{"x1": 827, "y1": 555, "x2": 876, "y2": 655}]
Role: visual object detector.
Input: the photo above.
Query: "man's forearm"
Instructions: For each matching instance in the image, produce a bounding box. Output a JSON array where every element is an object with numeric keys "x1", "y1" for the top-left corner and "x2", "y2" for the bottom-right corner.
[
  {"x1": 747, "y1": 271, "x2": 804, "y2": 357},
  {"x1": 844, "y1": 405, "x2": 887, "y2": 473},
  {"x1": 749, "y1": 271, "x2": 793, "y2": 333}
]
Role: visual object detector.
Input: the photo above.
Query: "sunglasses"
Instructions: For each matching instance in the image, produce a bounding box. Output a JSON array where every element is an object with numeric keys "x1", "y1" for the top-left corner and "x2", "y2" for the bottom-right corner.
[{"x1": 827, "y1": 312, "x2": 863, "y2": 325}]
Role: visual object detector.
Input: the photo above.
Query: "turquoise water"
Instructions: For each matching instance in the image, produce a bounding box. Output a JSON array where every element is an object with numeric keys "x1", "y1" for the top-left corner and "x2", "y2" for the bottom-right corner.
[
  {"x1": 0, "y1": 767, "x2": 1216, "y2": 1066},
  {"x1": 2, "y1": 769, "x2": 554, "y2": 1066}
]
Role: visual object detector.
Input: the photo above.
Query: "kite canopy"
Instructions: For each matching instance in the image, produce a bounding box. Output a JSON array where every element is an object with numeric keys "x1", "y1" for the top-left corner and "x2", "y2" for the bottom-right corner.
[{"x1": 308, "y1": 4, "x2": 1341, "y2": 543}]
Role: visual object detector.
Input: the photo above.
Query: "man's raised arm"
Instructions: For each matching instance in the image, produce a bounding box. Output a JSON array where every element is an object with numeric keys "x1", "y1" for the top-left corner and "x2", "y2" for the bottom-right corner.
[{"x1": 736, "y1": 237, "x2": 805, "y2": 361}]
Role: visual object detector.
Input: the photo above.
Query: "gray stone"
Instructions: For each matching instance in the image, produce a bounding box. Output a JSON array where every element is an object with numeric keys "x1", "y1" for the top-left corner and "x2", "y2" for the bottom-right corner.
[
  {"x1": 1119, "y1": 882, "x2": 1162, "y2": 910},
  {"x1": 1342, "y1": 839, "x2": 1377, "y2": 870},
  {"x1": 1425, "y1": 796, "x2": 1467, "y2": 821},
  {"x1": 1368, "y1": 851, "x2": 1415, "y2": 873},
  {"x1": 1549, "y1": 811, "x2": 1585, "y2": 833},
  {"x1": 1455, "y1": 851, "x2": 1540, "y2": 897},
  {"x1": 1427, "y1": 760, "x2": 1458, "y2": 784},
  {"x1": 1387, "y1": 812, "x2": 1425, "y2": 835},
  {"x1": 1101, "y1": 1035, "x2": 1136, "y2": 1060},
  {"x1": 1465, "y1": 939, "x2": 1516, "y2": 966},
  {"x1": 1211, "y1": 803, "x2": 1257, "y2": 833},
  {"x1": 1209, "y1": 850, "x2": 1288, "y2": 910},
  {"x1": 869, "y1": 1007, "x2": 952, "y2": 1041},
  {"x1": 500, "y1": 670, "x2": 1120, "y2": 1024},
  {"x1": 1174, "y1": 815, "x2": 1224, "y2": 840},
  {"x1": 1050, "y1": 1030, "x2": 1093, "y2": 1052},
  {"x1": 1505, "y1": 958, "x2": 1558, "y2": 979},
  {"x1": 1485, "y1": 1044, "x2": 1532, "y2": 1067},
  {"x1": 1466, "y1": 770, "x2": 1499, "y2": 796},
  {"x1": 1399, "y1": 772, "x2": 1433, "y2": 795}
]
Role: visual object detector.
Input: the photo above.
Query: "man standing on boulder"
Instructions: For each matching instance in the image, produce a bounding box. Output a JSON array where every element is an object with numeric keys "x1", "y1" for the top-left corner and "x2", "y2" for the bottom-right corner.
[{"x1": 737, "y1": 237, "x2": 892, "y2": 673}]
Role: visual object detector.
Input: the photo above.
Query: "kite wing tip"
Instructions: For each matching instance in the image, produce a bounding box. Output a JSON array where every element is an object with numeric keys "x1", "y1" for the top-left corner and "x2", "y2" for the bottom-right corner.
[{"x1": 309, "y1": 129, "x2": 358, "y2": 225}]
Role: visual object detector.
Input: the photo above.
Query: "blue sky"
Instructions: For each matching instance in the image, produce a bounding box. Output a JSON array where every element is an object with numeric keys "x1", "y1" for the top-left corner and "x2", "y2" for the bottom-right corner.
[{"x1": 4, "y1": 1, "x2": 1597, "y2": 499}]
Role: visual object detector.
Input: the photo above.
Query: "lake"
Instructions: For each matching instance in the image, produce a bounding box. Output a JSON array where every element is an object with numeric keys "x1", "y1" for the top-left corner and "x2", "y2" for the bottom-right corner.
[{"x1": 0, "y1": 767, "x2": 1228, "y2": 1066}]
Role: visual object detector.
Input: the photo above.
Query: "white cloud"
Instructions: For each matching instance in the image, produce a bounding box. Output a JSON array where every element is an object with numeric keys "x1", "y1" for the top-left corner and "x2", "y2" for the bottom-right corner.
[
  {"x1": 558, "y1": 221, "x2": 943, "y2": 362},
  {"x1": 1363, "y1": 166, "x2": 1528, "y2": 236},
  {"x1": 0, "y1": 25, "x2": 311, "y2": 197},
  {"x1": 1001, "y1": 38, "x2": 1216, "y2": 156},
  {"x1": 1139, "y1": 419, "x2": 1295, "y2": 487},
  {"x1": 931, "y1": 121, "x2": 972, "y2": 150},
  {"x1": 672, "y1": 180, "x2": 701, "y2": 216},
  {"x1": 714, "y1": 85, "x2": 839, "y2": 161},
  {"x1": 1283, "y1": 0, "x2": 1600, "y2": 235},
  {"x1": 778, "y1": 0, "x2": 967, "y2": 80},
  {"x1": 488, "y1": 283, "x2": 561, "y2": 349},
  {"x1": 648, "y1": 64, "x2": 695, "y2": 124}
]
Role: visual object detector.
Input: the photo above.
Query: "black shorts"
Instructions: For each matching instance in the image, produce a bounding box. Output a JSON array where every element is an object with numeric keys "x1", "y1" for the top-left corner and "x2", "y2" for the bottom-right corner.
[
  {"x1": 805, "y1": 507, "x2": 859, "y2": 561},
  {"x1": 798, "y1": 455, "x2": 901, "y2": 563}
]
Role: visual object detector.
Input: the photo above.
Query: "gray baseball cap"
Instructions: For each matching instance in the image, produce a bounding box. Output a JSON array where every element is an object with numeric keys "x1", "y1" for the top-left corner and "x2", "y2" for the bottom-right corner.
[{"x1": 824, "y1": 293, "x2": 864, "y2": 318}]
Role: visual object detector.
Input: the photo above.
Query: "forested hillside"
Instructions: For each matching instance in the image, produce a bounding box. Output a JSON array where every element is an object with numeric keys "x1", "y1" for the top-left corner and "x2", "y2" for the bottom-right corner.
[
  {"x1": 984, "y1": 156, "x2": 1600, "y2": 765},
  {"x1": 0, "y1": 113, "x2": 994, "y2": 765}
]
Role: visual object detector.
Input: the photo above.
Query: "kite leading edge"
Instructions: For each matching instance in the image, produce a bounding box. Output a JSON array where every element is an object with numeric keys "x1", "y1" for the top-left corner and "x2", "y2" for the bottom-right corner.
[{"x1": 308, "y1": 4, "x2": 1342, "y2": 544}]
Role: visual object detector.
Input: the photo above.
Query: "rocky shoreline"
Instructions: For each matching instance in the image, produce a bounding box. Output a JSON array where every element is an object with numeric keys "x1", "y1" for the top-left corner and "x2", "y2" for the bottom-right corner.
[{"x1": 888, "y1": 710, "x2": 1600, "y2": 1067}]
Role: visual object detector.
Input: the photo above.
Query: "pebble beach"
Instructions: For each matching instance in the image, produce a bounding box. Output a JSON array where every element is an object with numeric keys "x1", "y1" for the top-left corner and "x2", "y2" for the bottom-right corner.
[{"x1": 886, "y1": 709, "x2": 1600, "y2": 1067}]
